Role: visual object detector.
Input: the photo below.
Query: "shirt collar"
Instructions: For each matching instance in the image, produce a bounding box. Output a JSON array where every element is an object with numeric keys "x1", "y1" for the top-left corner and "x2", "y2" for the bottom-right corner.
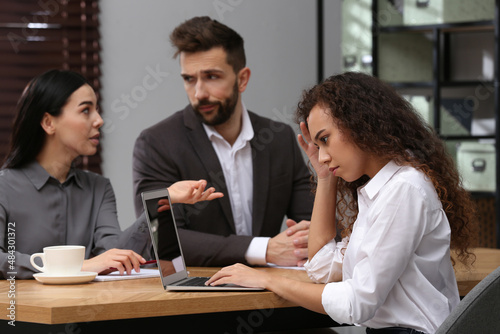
[
  {"x1": 360, "y1": 160, "x2": 402, "y2": 200},
  {"x1": 203, "y1": 102, "x2": 254, "y2": 145},
  {"x1": 23, "y1": 161, "x2": 82, "y2": 190}
]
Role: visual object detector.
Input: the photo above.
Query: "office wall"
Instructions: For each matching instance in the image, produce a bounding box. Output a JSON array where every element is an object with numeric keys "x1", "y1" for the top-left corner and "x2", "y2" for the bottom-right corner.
[
  {"x1": 324, "y1": 0, "x2": 343, "y2": 80},
  {"x1": 99, "y1": 0, "x2": 342, "y2": 228}
]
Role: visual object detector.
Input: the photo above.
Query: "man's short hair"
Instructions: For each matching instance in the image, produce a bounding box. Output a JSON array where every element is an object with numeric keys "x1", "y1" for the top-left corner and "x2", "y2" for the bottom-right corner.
[{"x1": 170, "y1": 16, "x2": 246, "y2": 73}]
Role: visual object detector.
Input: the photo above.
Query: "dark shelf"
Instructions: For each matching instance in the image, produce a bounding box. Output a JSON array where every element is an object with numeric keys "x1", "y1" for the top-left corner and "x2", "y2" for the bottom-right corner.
[
  {"x1": 441, "y1": 81, "x2": 495, "y2": 88},
  {"x1": 386, "y1": 81, "x2": 495, "y2": 88},
  {"x1": 439, "y1": 135, "x2": 495, "y2": 141},
  {"x1": 388, "y1": 82, "x2": 434, "y2": 88},
  {"x1": 470, "y1": 191, "x2": 496, "y2": 199},
  {"x1": 378, "y1": 20, "x2": 495, "y2": 34}
]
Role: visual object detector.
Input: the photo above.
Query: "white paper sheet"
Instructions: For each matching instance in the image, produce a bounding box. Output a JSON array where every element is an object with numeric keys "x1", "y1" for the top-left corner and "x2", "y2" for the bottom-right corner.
[{"x1": 93, "y1": 268, "x2": 160, "y2": 281}]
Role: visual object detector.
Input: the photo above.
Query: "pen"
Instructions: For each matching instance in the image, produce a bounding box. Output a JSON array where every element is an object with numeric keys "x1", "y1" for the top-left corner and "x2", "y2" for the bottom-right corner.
[{"x1": 141, "y1": 259, "x2": 157, "y2": 266}]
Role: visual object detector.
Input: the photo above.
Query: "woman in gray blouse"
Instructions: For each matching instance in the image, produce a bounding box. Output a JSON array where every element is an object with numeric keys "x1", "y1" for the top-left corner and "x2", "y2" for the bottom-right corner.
[{"x1": 0, "y1": 69, "x2": 222, "y2": 279}]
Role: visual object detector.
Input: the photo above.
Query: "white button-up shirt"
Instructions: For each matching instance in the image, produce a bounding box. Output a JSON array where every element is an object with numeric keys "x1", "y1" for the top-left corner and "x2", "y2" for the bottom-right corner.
[
  {"x1": 304, "y1": 161, "x2": 459, "y2": 333},
  {"x1": 203, "y1": 105, "x2": 269, "y2": 264}
]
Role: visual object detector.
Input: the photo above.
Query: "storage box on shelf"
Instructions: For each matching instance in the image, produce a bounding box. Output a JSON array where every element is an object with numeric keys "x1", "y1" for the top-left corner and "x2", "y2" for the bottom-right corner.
[
  {"x1": 377, "y1": 0, "x2": 403, "y2": 26},
  {"x1": 404, "y1": 95, "x2": 476, "y2": 161},
  {"x1": 378, "y1": 32, "x2": 433, "y2": 82},
  {"x1": 457, "y1": 142, "x2": 496, "y2": 192},
  {"x1": 341, "y1": 0, "x2": 373, "y2": 73},
  {"x1": 403, "y1": 0, "x2": 495, "y2": 26},
  {"x1": 405, "y1": 96, "x2": 470, "y2": 136}
]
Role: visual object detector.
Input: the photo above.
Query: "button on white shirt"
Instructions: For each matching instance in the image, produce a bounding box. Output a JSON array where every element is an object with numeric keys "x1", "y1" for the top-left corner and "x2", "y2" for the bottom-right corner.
[
  {"x1": 203, "y1": 104, "x2": 269, "y2": 264},
  {"x1": 304, "y1": 161, "x2": 459, "y2": 334}
]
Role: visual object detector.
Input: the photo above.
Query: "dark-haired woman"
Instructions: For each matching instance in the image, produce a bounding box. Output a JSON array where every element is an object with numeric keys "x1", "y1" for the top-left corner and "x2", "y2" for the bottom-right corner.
[
  {"x1": 0, "y1": 69, "x2": 222, "y2": 279},
  {"x1": 207, "y1": 72, "x2": 475, "y2": 334}
]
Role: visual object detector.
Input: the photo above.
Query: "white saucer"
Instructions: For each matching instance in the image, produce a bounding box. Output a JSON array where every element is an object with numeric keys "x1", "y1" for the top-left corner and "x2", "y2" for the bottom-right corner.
[{"x1": 33, "y1": 271, "x2": 97, "y2": 285}]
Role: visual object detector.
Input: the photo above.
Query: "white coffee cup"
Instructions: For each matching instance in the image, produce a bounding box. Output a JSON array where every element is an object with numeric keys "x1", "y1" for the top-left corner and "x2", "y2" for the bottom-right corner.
[{"x1": 30, "y1": 245, "x2": 85, "y2": 276}]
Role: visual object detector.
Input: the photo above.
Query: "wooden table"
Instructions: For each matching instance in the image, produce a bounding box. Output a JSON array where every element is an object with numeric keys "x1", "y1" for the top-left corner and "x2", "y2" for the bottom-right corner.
[
  {"x1": 0, "y1": 267, "x2": 336, "y2": 333},
  {"x1": 0, "y1": 248, "x2": 498, "y2": 332},
  {"x1": 0, "y1": 267, "x2": 309, "y2": 324},
  {"x1": 453, "y1": 247, "x2": 500, "y2": 296}
]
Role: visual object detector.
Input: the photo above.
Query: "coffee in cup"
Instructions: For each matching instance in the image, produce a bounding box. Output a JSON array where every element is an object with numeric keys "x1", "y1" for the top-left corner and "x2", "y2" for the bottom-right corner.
[{"x1": 30, "y1": 245, "x2": 85, "y2": 276}]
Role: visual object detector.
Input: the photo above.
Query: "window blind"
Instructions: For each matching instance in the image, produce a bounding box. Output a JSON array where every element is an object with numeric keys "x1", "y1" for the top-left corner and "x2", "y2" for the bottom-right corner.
[{"x1": 0, "y1": 0, "x2": 102, "y2": 173}]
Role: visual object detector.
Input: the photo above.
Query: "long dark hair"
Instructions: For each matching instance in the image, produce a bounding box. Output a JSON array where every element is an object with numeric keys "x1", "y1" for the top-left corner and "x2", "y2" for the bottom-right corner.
[
  {"x1": 296, "y1": 72, "x2": 476, "y2": 266},
  {"x1": 3, "y1": 69, "x2": 90, "y2": 169}
]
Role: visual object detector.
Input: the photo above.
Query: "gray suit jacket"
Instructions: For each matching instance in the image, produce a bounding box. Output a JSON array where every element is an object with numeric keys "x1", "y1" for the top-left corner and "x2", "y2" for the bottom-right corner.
[{"x1": 132, "y1": 105, "x2": 314, "y2": 266}]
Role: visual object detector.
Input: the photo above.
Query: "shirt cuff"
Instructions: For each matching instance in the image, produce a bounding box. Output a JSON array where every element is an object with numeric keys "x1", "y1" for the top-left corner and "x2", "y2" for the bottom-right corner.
[
  {"x1": 245, "y1": 237, "x2": 270, "y2": 265},
  {"x1": 304, "y1": 238, "x2": 345, "y2": 283},
  {"x1": 322, "y1": 281, "x2": 353, "y2": 325}
]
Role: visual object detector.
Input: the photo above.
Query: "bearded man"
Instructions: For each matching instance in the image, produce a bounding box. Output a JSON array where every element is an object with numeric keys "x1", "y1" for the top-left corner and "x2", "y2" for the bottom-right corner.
[{"x1": 132, "y1": 16, "x2": 313, "y2": 267}]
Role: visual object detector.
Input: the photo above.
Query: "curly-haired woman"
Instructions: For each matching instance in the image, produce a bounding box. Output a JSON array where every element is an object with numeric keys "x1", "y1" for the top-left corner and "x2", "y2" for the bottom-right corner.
[{"x1": 207, "y1": 72, "x2": 476, "y2": 334}]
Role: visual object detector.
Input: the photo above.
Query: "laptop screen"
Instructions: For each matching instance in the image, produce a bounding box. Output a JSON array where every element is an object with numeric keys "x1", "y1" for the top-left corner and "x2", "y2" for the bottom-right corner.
[
  {"x1": 141, "y1": 188, "x2": 265, "y2": 291},
  {"x1": 142, "y1": 189, "x2": 187, "y2": 283}
]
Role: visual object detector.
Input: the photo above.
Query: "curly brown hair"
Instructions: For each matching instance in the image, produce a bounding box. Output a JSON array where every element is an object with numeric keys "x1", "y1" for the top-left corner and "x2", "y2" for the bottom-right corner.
[{"x1": 295, "y1": 72, "x2": 476, "y2": 267}]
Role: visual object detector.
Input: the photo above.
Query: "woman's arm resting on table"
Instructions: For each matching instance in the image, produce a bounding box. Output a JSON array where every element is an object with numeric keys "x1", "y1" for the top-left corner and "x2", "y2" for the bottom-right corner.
[{"x1": 206, "y1": 263, "x2": 327, "y2": 314}]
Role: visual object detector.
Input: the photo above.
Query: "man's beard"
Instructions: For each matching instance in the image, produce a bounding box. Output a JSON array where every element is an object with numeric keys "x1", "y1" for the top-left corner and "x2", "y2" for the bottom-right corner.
[{"x1": 192, "y1": 80, "x2": 239, "y2": 126}]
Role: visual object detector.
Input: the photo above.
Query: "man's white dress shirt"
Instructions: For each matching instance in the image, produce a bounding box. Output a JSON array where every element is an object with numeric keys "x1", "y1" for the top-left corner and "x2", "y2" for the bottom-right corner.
[{"x1": 203, "y1": 104, "x2": 269, "y2": 265}]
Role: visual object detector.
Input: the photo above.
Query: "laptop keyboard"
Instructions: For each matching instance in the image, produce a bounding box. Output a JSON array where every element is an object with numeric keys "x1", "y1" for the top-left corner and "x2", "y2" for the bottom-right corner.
[{"x1": 177, "y1": 276, "x2": 227, "y2": 287}]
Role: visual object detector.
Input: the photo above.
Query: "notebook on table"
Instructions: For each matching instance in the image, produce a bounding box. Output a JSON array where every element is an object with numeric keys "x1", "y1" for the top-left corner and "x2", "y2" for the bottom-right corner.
[{"x1": 141, "y1": 188, "x2": 263, "y2": 291}]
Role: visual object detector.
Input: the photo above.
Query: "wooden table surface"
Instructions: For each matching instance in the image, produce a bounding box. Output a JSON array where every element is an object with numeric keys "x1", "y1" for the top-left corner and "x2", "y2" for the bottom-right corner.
[
  {"x1": 453, "y1": 247, "x2": 500, "y2": 296},
  {"x1": 1, "y1": 247, "x2": 498, "y2": 325},
  {"x1": 0, "y1": 267, "x2": 307, "y2": 324}
]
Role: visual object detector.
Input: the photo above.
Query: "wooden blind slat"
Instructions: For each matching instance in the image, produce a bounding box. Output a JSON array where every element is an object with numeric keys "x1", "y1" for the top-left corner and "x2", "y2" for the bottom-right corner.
[
  {"x1": 2, "y1": 53, "x2": 100, "y2": 64},
  {"x1": 1, "y1": 0, "x2": 99, "y2": 15},
  {"x1": 0, "y1": 28, "x2": 101, "y2": 42},
  {"x1": 0, "y1": 0, "x2": 102, "y2": 173}
]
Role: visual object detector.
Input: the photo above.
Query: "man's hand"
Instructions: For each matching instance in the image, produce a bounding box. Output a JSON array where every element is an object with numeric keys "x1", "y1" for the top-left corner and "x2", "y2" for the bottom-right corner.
[
  {"x1": 158, "y1": 180, "x2": 224, "y2": 211},
  {"x1": 266, "y1": 219, "x2": 310, "y2": 267}
]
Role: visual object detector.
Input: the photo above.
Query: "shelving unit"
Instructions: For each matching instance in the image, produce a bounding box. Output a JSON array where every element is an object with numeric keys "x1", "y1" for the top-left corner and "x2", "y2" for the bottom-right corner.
[{"x1": 371, "y1": 0, "x2": 500, "y2": 248}]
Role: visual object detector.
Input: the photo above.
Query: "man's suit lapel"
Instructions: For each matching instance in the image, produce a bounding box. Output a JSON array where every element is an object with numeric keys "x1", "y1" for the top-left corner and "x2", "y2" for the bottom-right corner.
[
  {"x1": 183, "y1": 106, "x2": 236, "y2": 232},
  {"x1": 249, "y1": 113, "x2": 270, "y2": 236}
]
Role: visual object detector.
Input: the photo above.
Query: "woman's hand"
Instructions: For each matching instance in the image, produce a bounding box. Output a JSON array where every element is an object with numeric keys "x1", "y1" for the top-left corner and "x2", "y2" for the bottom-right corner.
[
  {"x1": 297, "y1": 122, "x2": 330, "y2": 179},
  {"x1": 207, "y1": 263, "x2": 327, "y2": 315},
  {"x1": 81, "y1": 248, "x2": 146, "y2": 275},
  {"x1": 205, "y1": 263, "x2": 271, "y2": 289},
  {"x1": 158, "y1": 180, "x2": 224, "y2": 212}
]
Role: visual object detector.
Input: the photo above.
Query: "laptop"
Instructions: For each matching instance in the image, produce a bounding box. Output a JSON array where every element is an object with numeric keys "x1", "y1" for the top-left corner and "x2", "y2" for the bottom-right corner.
[{"x1": 141, "y1": 188, "x2": 263, "y2": 291}]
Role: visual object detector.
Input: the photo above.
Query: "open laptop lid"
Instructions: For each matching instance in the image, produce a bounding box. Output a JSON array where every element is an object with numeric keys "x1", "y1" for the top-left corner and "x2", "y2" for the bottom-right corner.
[
  {"x1": 142, "y1": 188, "x2": 264, "y2": 291},
  {"x1": 141, "y1": 188, "x2": 190, "y2": 287}
]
